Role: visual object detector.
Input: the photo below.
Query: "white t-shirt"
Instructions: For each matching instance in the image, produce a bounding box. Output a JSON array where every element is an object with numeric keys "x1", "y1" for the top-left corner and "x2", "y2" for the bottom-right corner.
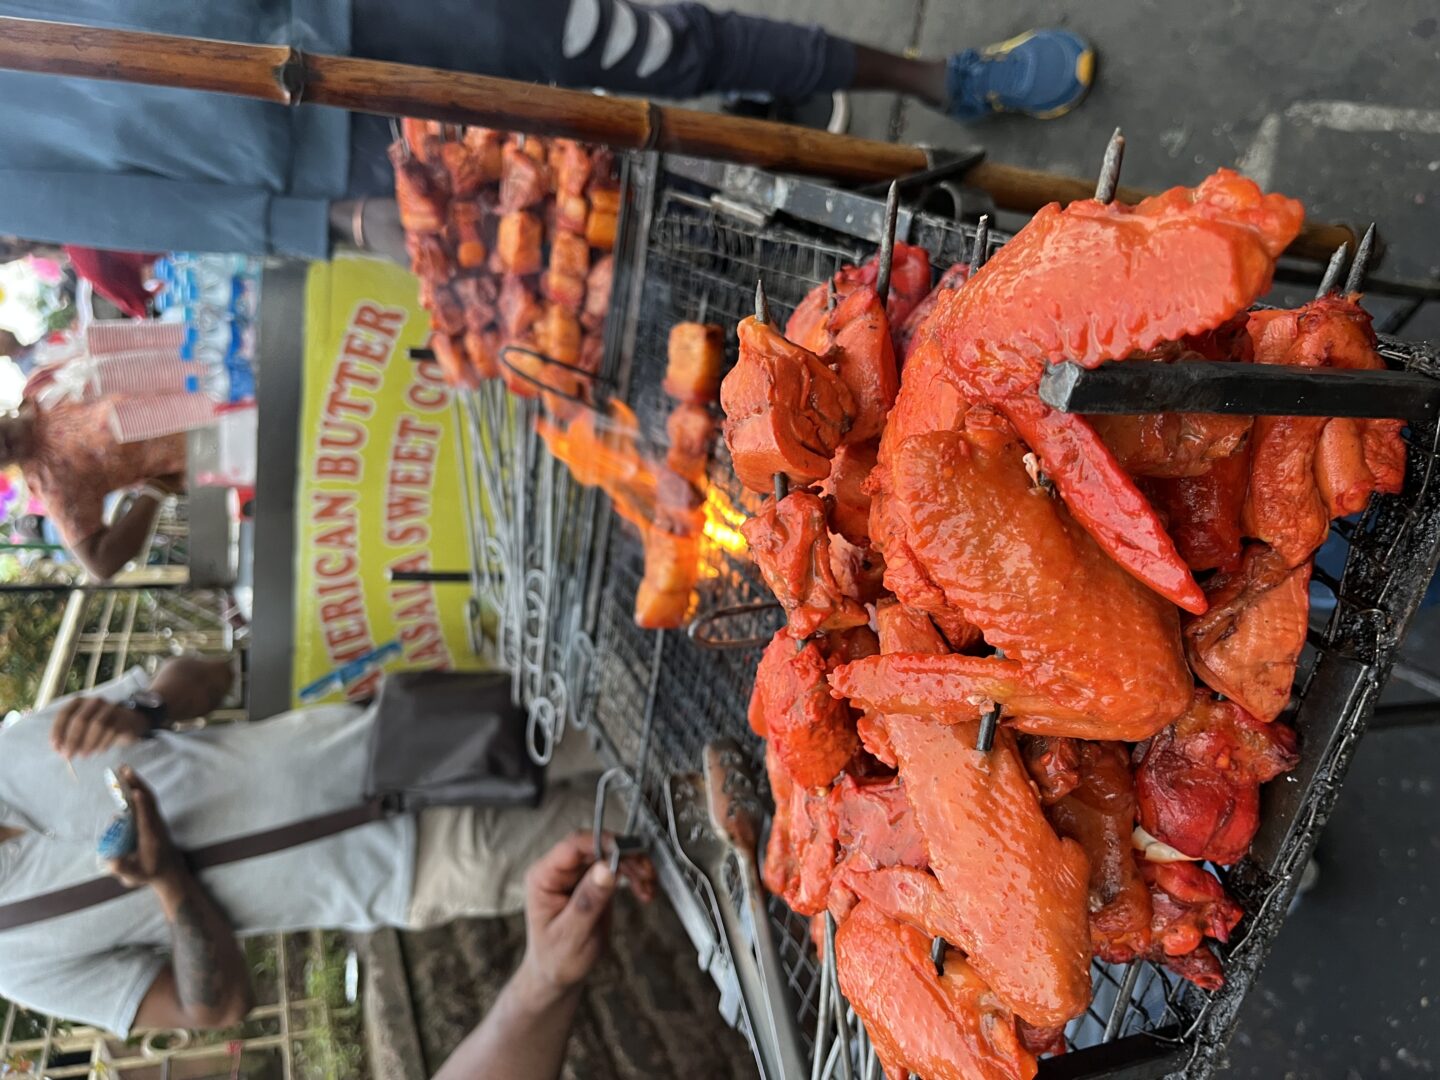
[{"x1": 0, "y1": 671, "x2": 416, "y2": 1036}]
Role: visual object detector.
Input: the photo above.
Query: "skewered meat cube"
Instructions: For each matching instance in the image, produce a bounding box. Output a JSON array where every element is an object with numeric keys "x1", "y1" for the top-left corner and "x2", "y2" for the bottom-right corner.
[
  {"x1": 819, "y1": 440, "x2": 877, "y2": 548},
  {"x1": 885, "y1": 171, "x2": 1302, "y2": 613},
  {"x1": 549, "y1": 139, "x2": 593, "y2": 198},
  {"x1": 439, "y1": 140, "x2": 487, "y2": 199},
  {"x1": 463, "y1": 329, "x2": 501, "y2": 381},
  {"x1": 549, "y1": 230, "x2": 591, "y2": 281},
  {"x1": 582, "y1": 256, "x2": 614, "y2": 331},
  {"x1": 586, "y1": 187, "x2": 620, "y2": 251},
  {"x1": 741, "y1": 490, "x2": 868, "y2": 639},
  {"x1": 429, "y1": 285, "x2": 466, "y2": 337},
  {"x1": 809, "y1": 285, "x2": 899, "y2": 445},
  {"x1": 1135, "y1": 691, "x2": 1298, "y2": 866},
  {"x1": 556, "y1": 191, "x2": 589, "y2": 235},
  {"x1": 499, "y1": 140, "x2": 549, "y2": 213},
  {"x1": 664, "y1": 403, "x2": 715, "y2": 486},
  {"x1": 534, "y1": 303, "x2": 582, "y2": 368},
  {"x1": 761, "y1": 747, "x2": 840, "y2": 914},
  {"x1": 461, "y1": 126, "x2": 504, "y2": 181},
  {"x1": 390, "y1": 142, "x2": 448, "y2": 233},
  {"x1": 541, "y1": 270, "x2": 587, "y2": 315},
  {"x1": 497, "y1": 211, "x2": 543, "y2": 276},
  {"x1": 720, "y1": 316, "x2": 856, "y2": 493},
  {"x1": 836, "y1": 902, "x2": 1039, "y2": 1080},
  {"x1": 654, "y1": 466, "x2": 705, "y2": 537},
  {"x1": 578, "y1": 332, "x2": 604, "y2": 377},
  {"x1": 845, "y1": 405, "x2": 1193, "y2": 742},
  {"x1": 498, "y1": 275, "x2": 542, "y2": 341},
  {"x1": 454, "y1": 276, "x2": 498, "y2": 336},
  {"x1": 406, "y1": 231, "x2": 454, "y2": 285},
  {"x1": 429, "y1": 333, "x2": 479, "y2": 390},
  {"x1": 1183, "y1": 543, "x2": 1310, "y2": 723},
  {"x1": 665, "y1": 322, "x2": 725, "y2": 404},
  {"x1": 1044, "y1": 741, "x2": 1153, "y2": 965},
  {"x1": 635, "y1": 526, "x2": 701, "y2": 629},
  {"x1": 401, "y1": 118, "x2": 444, "y2": 164}
]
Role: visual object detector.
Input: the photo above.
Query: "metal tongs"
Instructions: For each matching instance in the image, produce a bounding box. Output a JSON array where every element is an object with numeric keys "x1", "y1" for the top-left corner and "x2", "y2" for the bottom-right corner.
[{"x1": 669, "y1": 746, "x2": 807, "y2": 1080}]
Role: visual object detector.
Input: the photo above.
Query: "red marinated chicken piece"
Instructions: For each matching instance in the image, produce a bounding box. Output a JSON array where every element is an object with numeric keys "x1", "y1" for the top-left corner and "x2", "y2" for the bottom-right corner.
[
  {"x1": 582, "y1": 256, "x2": 614, "y2": 332},
  {"x1": 1140, "y1": 446, "x2": 1250, "y2": 573},
  {"x1": 840, "y1": 601, "x2": 1094, "y2": 1029},
  {"x1": 846, "y1": 406, "x2": 1194, "y2": 742},
  {"x1": 1092, "y1": 411, "x2": 1252, "y2": 479},
  {"x1": 749, "y1": 631, "x2": 861, "y2": 790},
  {"x1": 1183, "y1": 543, "x2": 1310, "y2": 723},
  {"x1": 741, "y1": 490, "x2": 869, "y2": 639},
  {"x1": 1045, "y1": 741, "x2": 1153, "y2": 964},
  {"x1": 439, "y1": 140, "x2": 487, "y2": 199},
  {"x1": 1135, "y1": 691, "x2": 1299, "y2": 865},
  {"x1": 899, "y1": 262, "x2": 970, "y2": 361},
  {"x1": 1018, "y1": 735, "x2": 1082, "y2": 807},
  {"x1": 761, "y1": 747, "x2": 839, "y2": 914},
  {"x1": 820, "y1": 440, "x2": 878, "y2": 547},
  {"x1": 721, "y1": 315, "x2": 856, "y2": 492},
  {"x1": 1140, "y1": 860, "x2": 1244, "y2": 991},
  {"x1": 1245, "y1": 297, "x2": 1405, "y2": 564},
  {"x1": 886, "y1": 170, "x2": 1303, "y2": 613},
  {"x1": 825, "y1": 286, "x2": 900, "y2": 444},
  {"x1": 390, "y1": 142, "x2": 448, "y2": 233},
  {"x1": 836, "y1": 902, "x2": 1038, "y2": 1080},
  {"x1": 787, "y1": 242, "x2": 933, "y2": 355}
]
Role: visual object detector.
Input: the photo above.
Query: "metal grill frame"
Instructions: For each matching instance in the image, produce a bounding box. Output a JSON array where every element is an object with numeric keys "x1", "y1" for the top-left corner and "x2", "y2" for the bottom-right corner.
[{"x1": 470, "y1": 150, "x2": 1440, "y2": 1079}]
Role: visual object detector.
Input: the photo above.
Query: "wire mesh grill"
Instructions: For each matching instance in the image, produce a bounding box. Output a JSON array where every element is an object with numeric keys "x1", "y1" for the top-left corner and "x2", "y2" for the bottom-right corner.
[{"x1": 489, "y1": 155, "x2": 1440, "y2": 1078}]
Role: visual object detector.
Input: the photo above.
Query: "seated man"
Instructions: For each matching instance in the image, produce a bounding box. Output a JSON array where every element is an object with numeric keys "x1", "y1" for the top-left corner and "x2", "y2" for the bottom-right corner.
[
  {"x1": 0, "y1": 395, "x2": 185, "y2": 580},
  {"x1": 0, "y1": 656, "x2": 641, "y2": 1035}
]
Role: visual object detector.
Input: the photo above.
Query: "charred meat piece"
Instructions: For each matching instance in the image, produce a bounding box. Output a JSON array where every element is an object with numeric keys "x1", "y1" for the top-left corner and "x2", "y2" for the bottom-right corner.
[
  {"x1": 1135, "y1": 691, "x2": 1299, "y2": 865},
  {"x1": 1140, "y1": 446, "x2": 1250, "y2": 573},
  {"x1": 720, "y1": 316, "x2": 856, "y2": 493},
  {"x1": 1140, "y1": 860, "x2": 1244, "y2": 990},
  {"x1": 582, "y1": 255, "x2": 614, "y2": 332},
  {"x1": 499, "y1": 140, "x2": 549, "y2": 213},
  {"x1": 391, "y1": 142, "x2": 448, "y2": 233},
  {"x1": 741, "y1": 490, "x2": 869, "y2": 639}
]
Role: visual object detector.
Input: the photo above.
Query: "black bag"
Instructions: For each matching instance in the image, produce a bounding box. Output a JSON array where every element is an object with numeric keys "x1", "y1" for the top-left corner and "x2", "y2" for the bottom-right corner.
[
  {"x1": 365, "y1": 669, "x2": 545, "y2": 810},
  {"x1": 0, "y1": 670, "x2": 542, "y2": 933}
]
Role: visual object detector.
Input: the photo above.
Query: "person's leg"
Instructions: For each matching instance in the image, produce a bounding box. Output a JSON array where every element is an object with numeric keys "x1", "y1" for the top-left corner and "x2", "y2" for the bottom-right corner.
[{"x1": 404, "y1": 773, "x2": 606, "y2": 929}]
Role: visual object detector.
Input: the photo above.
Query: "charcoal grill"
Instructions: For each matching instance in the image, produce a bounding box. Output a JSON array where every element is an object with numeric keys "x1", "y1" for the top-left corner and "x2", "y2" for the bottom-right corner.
[{"x1": 462, "y1": 149, "x2": 1440, "y2": 1079}]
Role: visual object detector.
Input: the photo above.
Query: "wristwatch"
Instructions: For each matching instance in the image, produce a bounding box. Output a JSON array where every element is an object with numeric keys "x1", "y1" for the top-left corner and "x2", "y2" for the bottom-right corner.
[{"x1": 121, "y1": 690, "x2": 168, "y2": 734}]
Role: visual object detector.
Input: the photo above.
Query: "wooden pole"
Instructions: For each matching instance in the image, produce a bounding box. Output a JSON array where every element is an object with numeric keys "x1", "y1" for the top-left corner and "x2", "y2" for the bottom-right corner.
[{"x1": 0, "y1": 16, "x2": 1355, "y2": 260}]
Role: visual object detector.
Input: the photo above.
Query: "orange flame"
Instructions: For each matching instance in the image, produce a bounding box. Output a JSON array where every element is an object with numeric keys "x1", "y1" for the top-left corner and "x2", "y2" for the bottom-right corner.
[{"x1": 702, "y1": 486, "x2": 749, "y2": 557}]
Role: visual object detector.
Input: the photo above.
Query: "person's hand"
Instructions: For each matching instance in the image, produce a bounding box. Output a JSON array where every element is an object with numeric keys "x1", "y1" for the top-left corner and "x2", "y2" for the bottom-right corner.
[
  {"x1": 105, "y1": 767, "x2": 184, "y2": 891},
  {"x1": 50, "y1": 697, "x2": 152, "y2": 760},
  {"x1": 517, "y1": 832, "x2": 657, "y2": 1003}
]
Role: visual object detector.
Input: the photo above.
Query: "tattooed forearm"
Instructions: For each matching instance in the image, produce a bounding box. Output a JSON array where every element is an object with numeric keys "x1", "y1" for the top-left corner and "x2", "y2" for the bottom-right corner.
[{"x1": 157, "y1": 872, "x2": 255, "y2": 1027}]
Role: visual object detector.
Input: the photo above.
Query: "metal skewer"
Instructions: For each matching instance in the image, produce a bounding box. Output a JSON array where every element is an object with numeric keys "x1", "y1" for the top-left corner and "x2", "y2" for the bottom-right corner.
[
  {"x1": 930, "y1": 936, "x2": 947, "y2": 977},
  {"x1": 1316, "y1": 242, "x2": 1349, "y2": 299},
  {"x1": 976, "y1": 703, "x2": 1002, "y2": 752},
  {"x1": 686, "y1": 600, "x2": 786, "y2": 650},
  {"x1": 875, "y1": 181, "x2": 901, "y2": 307},
  {"x1": 1094, "y1": 127, "x2": 1126, "y2": 204},
  {"x1": 970, "y1": 214, "x2": 991, "y2": 273},
  {"x1": 1343, "y1": 222, "x2": 1377, "y2": 295}
]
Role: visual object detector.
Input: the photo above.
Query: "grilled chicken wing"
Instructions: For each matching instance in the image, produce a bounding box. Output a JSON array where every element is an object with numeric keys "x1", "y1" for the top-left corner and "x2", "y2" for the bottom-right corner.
[{"x1": 887, "y1": 170, "x2": 1303, "y2": 612}]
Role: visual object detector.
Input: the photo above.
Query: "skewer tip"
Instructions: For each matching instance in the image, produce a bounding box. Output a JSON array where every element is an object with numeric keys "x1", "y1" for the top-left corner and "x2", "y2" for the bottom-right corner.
[
  {"x1": 876, "y1": 182, "x2": 902, "y2": 307},
  {"x1": 931, "y1": 936, "x2": 947, "y2": 977},
  {"x1": 1095, "y1": 127, "x2": 1126, "y2": 204},
  {"x1": 971, "y1": 215, "x2": 992, "y2": 272},
  {"x1": 1343, "y1": 223, "x2": 1377, "y2": 296},
  {"x1": 754, "y1": 279, "x2": 770, "y2": 324},
  {"x1": 1316, "y1": 242, "x2": 1350, "y2": 299}
]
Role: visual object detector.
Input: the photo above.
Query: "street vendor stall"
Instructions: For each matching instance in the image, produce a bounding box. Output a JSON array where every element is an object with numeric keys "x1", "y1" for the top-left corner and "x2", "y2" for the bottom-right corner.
[{"x1": 6, "y1": 17, "x2": 1439, "y2": 1080}]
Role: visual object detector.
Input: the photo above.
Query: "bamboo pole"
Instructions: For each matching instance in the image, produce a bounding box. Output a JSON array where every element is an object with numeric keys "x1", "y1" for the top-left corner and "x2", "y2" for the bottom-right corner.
[{"x1": 0, "y1": 16, "x2": 1355, "y2": 261}]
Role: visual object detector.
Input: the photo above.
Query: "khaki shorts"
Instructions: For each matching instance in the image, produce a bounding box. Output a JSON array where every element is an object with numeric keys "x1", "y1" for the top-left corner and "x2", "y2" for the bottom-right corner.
[{"x1": 405, "y1": 732, "x2": 618, "y2": 928}]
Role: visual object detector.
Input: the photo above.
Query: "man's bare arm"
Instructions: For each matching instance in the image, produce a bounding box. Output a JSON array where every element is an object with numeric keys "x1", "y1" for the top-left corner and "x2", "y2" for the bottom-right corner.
[
  {"x1": 73, "y1": 493, "x2": 164, "y2": 580},
  {"x1": 114, "y1": 768, "x2": 254, "y2": 1031}
]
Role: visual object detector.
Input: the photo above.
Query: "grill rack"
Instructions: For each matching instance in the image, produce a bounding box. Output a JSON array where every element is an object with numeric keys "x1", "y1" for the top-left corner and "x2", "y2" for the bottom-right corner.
[{"x1": 463, "y1": 151, "x2": 1440, "y2": 1079}]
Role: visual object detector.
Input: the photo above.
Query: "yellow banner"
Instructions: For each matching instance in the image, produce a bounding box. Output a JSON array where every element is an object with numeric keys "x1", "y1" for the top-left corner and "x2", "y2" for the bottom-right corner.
[{"x1": 291, "y1": 255, "x2": 480, "y2": 705}]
